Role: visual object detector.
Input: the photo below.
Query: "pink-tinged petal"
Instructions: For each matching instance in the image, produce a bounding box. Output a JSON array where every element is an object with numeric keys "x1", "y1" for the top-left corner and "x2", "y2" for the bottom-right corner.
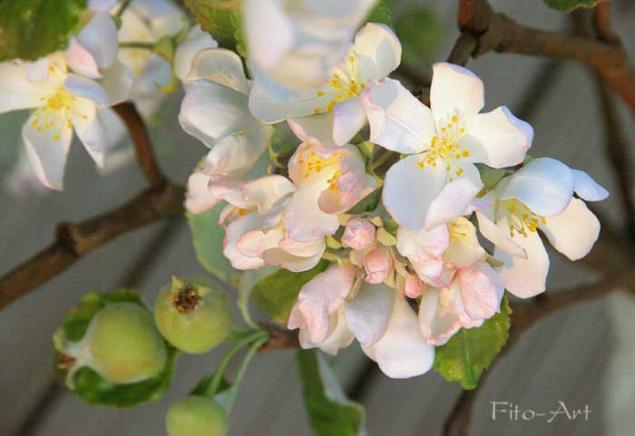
[
  {"x1": 185, "y1": 172, "x2": 218, "y2": 214},
  {"x1": 244, "y1": 0, "x2": 293, "y2": 72},
  {"x1": 476, "y1": 210, "x2": 527, "y2": 258},
  {"x1": 404, "y1": 274, "x2": 424, "y2": 298},
  {"x1": 208, "y1": 178, "x2": 249, "y2": 209},
  {"x1": 173, "y1": 25, "x2": 219, "y2": 81},
  {"x1": 279, "y1": 236, "x2": 325, "y2": 258},
  {"x1": 66, "y1": 40, "x2": 101, "y2": 79},
  {"x1": 100, "y1": 60, "x2": 133, "y2": 105},
  {"x1": 77, "y1": 12, "x2": 118, "y2": 68},
  {"x1": 71, "y1": 99, "x2": 108, "y2": 167},
  {"x1": 462, "y1": 106, "x2": 533, "y2": 168},
  {"x1": 345, "y1": 283, "x2": 394, "y2": 347},
  {"x1": 457, "y1": 262, "x2": 504, "y2": 321},
  {"x1": 424, "y1": 175, "x2": 481, "y2": 229},
  {"x1": 397, "y1": 224, "x2": 448, "y2": 285},
  {"x1": 285, "y1": 183, "x2": 340, "y2": 241},
  {"x1": 363, "y1": 246, "x2": 393, "y2": 284},
  {"x1": 364, "y1": 78, "x2": 433, "y2": 154},
  {"x1": 186, "y1": 48, "x2": 249, "y2": 94},
  {"x1": 236, "y1": 226, "x2": 284, "y2": 258},
  {"x1": 64, "y1": 74, "x2": 108, "y2": 105},
  {"x1": 498, "y1": 157, "x2": 574, "y2": 217},
  {"x1": 295, "y1": 306, "x2": 354, "y2": 355},
  {"x1": 383, "y1": 155, "x2": 446, "y2": 230},
  {"x1": 418, "y1": 288, "x2": 462, "y2": 346},
  {"x1": 287, "y1": 265, "x2": 356, "y2": 344},
  {"x1": 288, "y1": 114, "x2": 337, "y2": 148},
  {"x1": 263, "y1": 247, "x2": 324, "y2": 272},
  {"x1": 430, "y1": 63, "x2": 484, "y2": 123},
  {"x1": 363, "y1": 292, "x2": 435, "y2": 378},
  {"x1": 22, "y1": 112, "x2": 73, "y2": 190},
  {"x1": 540, "y1": 198, "x2": 600, "y2": 261},
  {"x1": 342, "y1": 217, "x2": 376, "y2": 250},
  {"x1": 495, "y1": 215, "x2": 549, "y2": 298},
  {"x1": 353, "y1": 23, "x2": 402, "y2": 81},
  {"x1": 223, "y1": 213, "x2": 269, "y2": 270},
  {"x1": 572, "y1": 169, "x2": 609, "y2": 201},
  {"x1": 243, "y1": 175, "x2": 295, "y2": 214},
  {"x1": 333, "y1": 97, "x2": 367, "y2": 145}
]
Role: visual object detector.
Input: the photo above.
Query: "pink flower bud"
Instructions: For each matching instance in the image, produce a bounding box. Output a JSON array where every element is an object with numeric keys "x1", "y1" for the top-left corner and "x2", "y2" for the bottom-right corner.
[
  {"x1": 363, "y1": 246, "x2": 393, "y2": 284},
  {"x1": 342, "y1": 217, "x2": 376, "y2": 251},
  {"x1": 404, "y1": 274, "x2": 423, "y2": 298}
]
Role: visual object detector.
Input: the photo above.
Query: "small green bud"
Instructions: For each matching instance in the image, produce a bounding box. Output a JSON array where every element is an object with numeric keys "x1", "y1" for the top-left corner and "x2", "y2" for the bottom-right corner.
[
  {"x1": 82, "y1": 302, "x2": 167, "y2": 384},
  {"x1": 154, "y1": 278, "x2": 232, "y2": 354},
  {"x1": 166, "y1": 396, "x2": 228, "y2": 436}
]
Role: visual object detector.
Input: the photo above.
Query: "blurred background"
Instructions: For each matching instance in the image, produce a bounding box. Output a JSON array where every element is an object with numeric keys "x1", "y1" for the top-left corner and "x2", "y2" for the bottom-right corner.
[{"x1": 1, "y1": 0, "x2": 634, "y2": 435}]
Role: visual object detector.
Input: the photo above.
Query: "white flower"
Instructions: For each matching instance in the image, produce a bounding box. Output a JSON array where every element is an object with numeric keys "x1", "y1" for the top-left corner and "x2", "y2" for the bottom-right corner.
[
  {"x1": 475, "y1": 157, "x2": 609, "y2": 297},
  {"x1": 173, "y1": 25, "x2": 219, "y2": 82},
  {"x1": 181, "y1": 48, "x2": 272, "y2": 214},
  {"x1": 382, "y1": 63, "x2": 533, "y2": 230},
  {"x1": 0, "y1": 53, "x2": 131, "y2": 189},
  {"x1": 243, "y1": 0, "x2": 377, "y2": 91},
  {"x1": 250, "y1": 23, "x2": 402, "y2": 147},
  {"x1": 288, "y1": 264, "x2": 435, "y2": 378},
  {"x1": 284, "y1": 140, "x2": 377, "y2": 241}
]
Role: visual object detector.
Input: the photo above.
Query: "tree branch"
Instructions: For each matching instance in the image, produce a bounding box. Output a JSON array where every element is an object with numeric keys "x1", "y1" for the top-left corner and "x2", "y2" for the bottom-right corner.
[
  {"x1": 112, "y1": 102, "x2": 165, "y2": 187},
  {"x1": 457, "y1": 0, "x2": 635, "y2": 116},
  {"x1": 0, "y1": 183, "x2": 184, "y2": 310}
]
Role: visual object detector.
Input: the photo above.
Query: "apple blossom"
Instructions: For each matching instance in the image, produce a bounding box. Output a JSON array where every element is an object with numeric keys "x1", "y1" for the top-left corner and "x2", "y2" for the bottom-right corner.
[
  {"x1": 362, "y1": 245, "x2": 394, "y2": 284},
  {"x1": 243, "y1": 0, "x2": 377, "y2": 92},
  {"x1": 475, "y1": 157, "x2": 609, "y2": 297},
  {"x1": 341, "y1": 217, "x2": 376, "y2": 250},
  {"x1": 250, "y1": 23, "x2": 402, "y2": 148},
  {"x1": 382, "y1": 63, "x2": 533, "y2": 230},
  {"x1": 180, "y1": 48, "x2": 272, "y2": 214}
]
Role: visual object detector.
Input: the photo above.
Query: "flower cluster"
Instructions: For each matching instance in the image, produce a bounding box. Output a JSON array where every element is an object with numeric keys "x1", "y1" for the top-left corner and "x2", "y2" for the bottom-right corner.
[{"x1": 179, "y1": 2, "x2": 608, "y2": 379}]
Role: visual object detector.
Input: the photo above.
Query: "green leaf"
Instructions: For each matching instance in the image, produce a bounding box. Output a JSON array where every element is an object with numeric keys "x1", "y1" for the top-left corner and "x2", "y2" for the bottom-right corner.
[
  {"x1": 433, "y1": 296, "x2": 511, "y2": 390},
  {"x1": 296, "y1": 350, "x2": 366, "y2": 436},
  {"x1": 395, "y1": 7, "x2": 443, "y2": 64},
  {"x1": 183, "y1": 0, "x2": 245, "y2": 55},
  {"x1": 251, "y1": 261, "x2": 329, "y2": 322},
  {"x1": 187, "y1": 205, "x2": 240, "y2": 286},
  {"x1": 72, "y1": 347, "x2": 178, "y2": 407},
  {"x1": 367, "y1": 0, "x2": 393, "y2": 26},
  {"x1": 62, "y1": 290, "x2": 143, "y2": 342},
  {"x1": 0, "y1": 0, "x2": 87, "y2": 61},
  {"x1": 347, "y1": 188, "x2": 382, "y2": 214},
  {"x1": 543, "y1": 0, "x2": 598, "y2": 12}
]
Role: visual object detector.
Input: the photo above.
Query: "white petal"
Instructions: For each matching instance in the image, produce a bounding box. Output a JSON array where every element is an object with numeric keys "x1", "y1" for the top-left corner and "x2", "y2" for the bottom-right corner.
[
  {"x1": 424, "y1": 174, "x2": 481, "y2": 229},
  {"x1": 496, "y1": 215, "x2": 549, "y2": 298},
  {"x1": 498, "y1": 157, "x2": 574, "y2": 217},
  {"x1": 364, "y1": 78, "x2": 433, "y2": 154},
  {"x1": 179, "y1": 81, "x2": 254, "y2": 146},
  {"x1": 72, "y1": 100, "x2": 109, "y2": 167},
  {"x1": 431, "y1": 63, "x2": 484, "y2": 123},
  {"x1": 64, "y1": 74, "x2": 108, "y2": 105},
  {"x1": 173, "y1": 25, "x2": 219, "y2": 81},
  {"x1": 443, "y1": 217, "x2": 486, "y2": 268},
  {"x1": 353, "y1": 23, "x2": 402, "y2": 81},
  {"x1": 77, "y1": 13, "x2": 118, "y2": 68},
  {"x1": 244, "y1": 0, "x2": 294, "y2": 71},
  {"x1": 462, "y1": 106, "x2": 533, "y2": 168},
  {"x1": 284, "y1": 183, "x2": 340, "y2": 241},
  {"x1": 383, "y1": 155, "x2": 446, "y2": 230},
  {"x1": 66, "y1": 40, "x2": 101, "y2": 79},
  {"x1": 100, "y1": 60, "x2": 133, "y2": 105},
  {"x1": 345, "y1": 283, "x2": 394, "y2": 347},
  {"x1": 185, "y1": 172, "x2": 217, "y2": 214},
  {"x1": 89, "y1": 0, "x2": 117, "y2": 12},
  {"x1": 572, "y1": 169, "x2": 609, "y2": 201},
  {"x1": 243, "y1": 175, "x2": 295, "y2": 213},
  {"x1": 457, "y1": 262, "x2": 504, "y2": 321},
  {"x1": 363, "y1": 292, "x2": 434, "y2": 378},
  {"x1": 333, "y1": 98, "x2": 367, "y2": 145},
  {"x1": 476, "y1": 210, "x2": 526, "y2": 258},
  {"x1": 540, "y1": 198, "x2": 600, "y2": 261},
  {"x1": 204, "y1": 126, "x2": 272, "y2": 177},
  {"x1": 288, "y1": 113, "x2": 337, "y2": 148},
  {"x1": 22, "y1": 112, "x2": 73, "y2": 190},
  {"x1": 0, "y1": 62, "x2": 52, "y2": 113},
  {"x1": 186, "y1": 48, "x2": 249, "y2": 94},
  {"x1": 418, "y1": 288, "x2": 462, "y2": 346},
  {"x1": 263, "y1": 247, "x2": 324, "y2": 272}
]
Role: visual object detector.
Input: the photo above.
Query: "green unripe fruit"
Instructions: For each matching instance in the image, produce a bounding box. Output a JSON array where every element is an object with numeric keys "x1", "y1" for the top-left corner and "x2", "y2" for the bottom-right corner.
[
  {"x1": 82, "y1": 302, "x2": 167, "y2": 384},
  {"x1": 154, "y1": 278, "x2": 231, "y2": 354},
  {"x1": 166, "y1": 396, "x2": 228, "y2": 436}
]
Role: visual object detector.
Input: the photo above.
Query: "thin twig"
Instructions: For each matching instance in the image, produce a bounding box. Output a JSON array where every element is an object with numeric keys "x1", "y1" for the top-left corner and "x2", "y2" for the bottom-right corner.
[
  {"x1": 0, "y1": 183, "x2": 185, "y2": 310},
  {"x1": 112, "y1": 102, "x2": 165, "y2": 187}
]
